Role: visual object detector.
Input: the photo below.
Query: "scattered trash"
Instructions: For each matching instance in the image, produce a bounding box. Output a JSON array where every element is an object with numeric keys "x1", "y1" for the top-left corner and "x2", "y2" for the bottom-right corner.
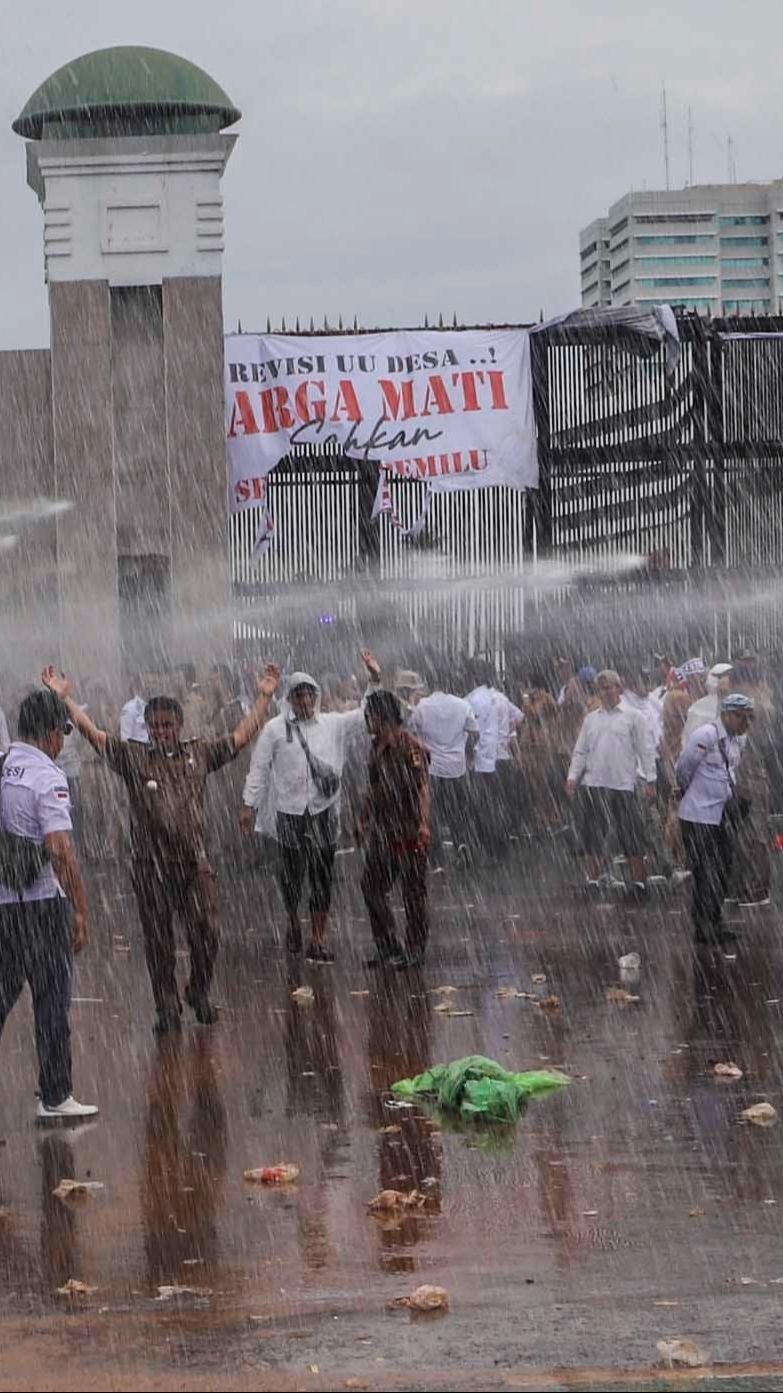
[
  {"x1": 656, "y1": 1338, "x2": 708, "y2": 1369},
  {"x1": 430, "y1": 985, "x2": 459, "y2": 997},
  {"x1": 741, "y1": 1102, "x2": 778, "y2": 1126},
  {"x1": 434, "y1": 1006, "x2": 474, "y2": 1017},
  {"x1": 392, "y1": 1055, "x2": 569, "y2": 1124},
  {"x1": 618, "y1": 952, "x2": 641, "y2": 971},
  {"x1": 379, "y1": 1124, "x2": 401, "y2": 1134},
  {"x1": 689, "y1": 1207, "x2": 705, "y2": 1217},
  {"x1": 291, "y1": 986, "x2": 314, "y2": 1003},
  {"x1": 606, "y1": 987, "x2": 640, "y2": 1004},
  {"x1": 538, "y1": 995, "x2": 561, "y2": 1011},
  {"x1": 713, "y1": 1062, "x2": 743, "y2": 1080},
  {"x1": 156, "y1": 1285, "x2": 213, "y2": 1300},
  {"x1": 496, "y1": 986, "x2": 519, "y2": 999},
  {"x1": 243, "y1": 1164, "x2": 300, "y2": 1184},
  {"x1": 344, "y1": 1380, "x2": 370, "y2": 1391},
  {"x1": 53, "y1": 1179, "x2": 105, "y2": 1200},
  {"x1": 531, "y1": 973, "x2": 547, "y2": 984},
  {"x1": 56, "y1": 1278, "x2": 97, "y2": 1297},
  {"x1": 349, "y1": 990, "x2": 370, "y2": 997},
  {"x1": 391, "y1": 1284, "x2": 449, "y2": 1312},
  {"x1": 582, "y1": 1209, "x2": 598, "y2": 1217},
  {"x1": 367, "y1": 1189, "x2": 426, "y2": 1214}
]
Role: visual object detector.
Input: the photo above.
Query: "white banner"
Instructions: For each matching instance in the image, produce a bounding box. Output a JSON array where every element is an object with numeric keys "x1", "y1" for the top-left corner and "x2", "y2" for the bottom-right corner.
[{"x1": 225, "y1": 328, "x2": 538, "y2": 515}]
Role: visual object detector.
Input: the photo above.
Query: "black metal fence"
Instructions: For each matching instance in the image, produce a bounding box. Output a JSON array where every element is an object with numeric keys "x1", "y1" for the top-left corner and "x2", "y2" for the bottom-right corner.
[{"x1": 231, "y1": 313, "x2": 783, "y2": 666}]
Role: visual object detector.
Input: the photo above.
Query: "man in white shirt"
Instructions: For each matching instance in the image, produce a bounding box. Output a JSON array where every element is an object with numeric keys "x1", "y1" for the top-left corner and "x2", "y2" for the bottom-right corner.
[
  {"x1": 241, "y1": 649, "x2": 380, "y2": 961},
  {"x1": 120, "y1": 670, "x2": 160, "y2": 744},
  {"x1": 567, "y1": 669, "x2": 657, "y2": 894},
  {"x1": 676, "y1": 692, "x2": 753, "y2": 945},
  {"x1": 0, "y1": 690, "x2": 96, "y2": 1120},
  {"x1": 408, "y1": 668, "x2": 478, "y2": 867},
  {"x1": 466, "y1": 662, "x2": 503, "y2": 862}
]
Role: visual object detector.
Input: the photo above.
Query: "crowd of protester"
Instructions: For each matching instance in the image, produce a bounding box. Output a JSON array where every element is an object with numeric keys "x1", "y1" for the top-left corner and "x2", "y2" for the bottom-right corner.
[{"x1": 0, "y1": 646, "x2": 777, "y2": 1119}]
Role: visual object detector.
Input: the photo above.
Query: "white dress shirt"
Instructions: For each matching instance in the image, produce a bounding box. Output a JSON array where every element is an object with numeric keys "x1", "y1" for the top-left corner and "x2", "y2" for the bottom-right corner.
[
  {"x1": 621, "y1": 691, "x2": 662, "y2": 777},
  {"x1": 0, "y1": 742, "x2": 72, "y2": 904},
  {"x1": 568, "y1": 703, "x2": 656, "y2": 792},
  {"x1": 120, "y1": 695, "x2": 150, "y2": 744},
  {"x1": 494, "y1": 692, "x2": 524, "y2": 761},
  {"x1": 676, "y1": 719, "x2": 744, "y2": 826},
  {"x1": 409, "y1": 691, "x2": 478, "y2": 779},
  {"x1": 0, "y1": 706, "x2": 10, "y2": 755},
  {"x1": 467, "y1": 686, "x2": 502, "y2": 774},
  {"x1": 243, "y1": 706, "x2": 369, "y2": 831}
]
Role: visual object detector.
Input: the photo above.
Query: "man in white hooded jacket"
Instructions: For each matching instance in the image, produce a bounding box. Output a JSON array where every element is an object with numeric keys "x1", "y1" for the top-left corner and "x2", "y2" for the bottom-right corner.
[{"x1": 241, "y1": 650, "x2": 381, "y2": 961}]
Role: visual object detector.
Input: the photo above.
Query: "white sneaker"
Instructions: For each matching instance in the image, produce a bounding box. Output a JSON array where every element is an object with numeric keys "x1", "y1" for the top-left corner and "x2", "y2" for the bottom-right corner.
[{"x1": 36, "y1": 1095, "x2": 99, "y2": 1121}]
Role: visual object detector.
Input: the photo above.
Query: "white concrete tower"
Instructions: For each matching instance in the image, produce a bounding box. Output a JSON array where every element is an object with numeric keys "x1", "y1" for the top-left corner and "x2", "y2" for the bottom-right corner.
[{"x1": 9, "y1": 46, "x2": 240, "y2": 682}]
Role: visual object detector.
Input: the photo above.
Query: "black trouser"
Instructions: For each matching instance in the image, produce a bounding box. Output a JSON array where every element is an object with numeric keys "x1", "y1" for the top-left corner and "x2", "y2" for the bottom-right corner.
[
  {"x1": 471, "y1": 770, "x2": 505, "y2": 859},
  {"x1": 132, "y1": 861, "x2": 219, "y2": 1016},
  {"x1": 277, "y1": 809, "x2": 337, "y2": 918},
  {"x1": 681, "y1": 819, "x2": 735, "y2": 937},
  {"x1": 361, "y1": 835, "x2": 429, "y2": 958},
  {"x1": 430, "y1": 775, "x2": 474, "y2": 860},
  {"x1": 0, "y1": 899, "x2": 73, "y2": 1108}
]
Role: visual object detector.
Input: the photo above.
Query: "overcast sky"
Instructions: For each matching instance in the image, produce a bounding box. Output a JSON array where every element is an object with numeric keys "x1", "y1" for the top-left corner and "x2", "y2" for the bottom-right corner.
[{"x1": 1, "y1": 0, "x2": 781, "y2": 349}]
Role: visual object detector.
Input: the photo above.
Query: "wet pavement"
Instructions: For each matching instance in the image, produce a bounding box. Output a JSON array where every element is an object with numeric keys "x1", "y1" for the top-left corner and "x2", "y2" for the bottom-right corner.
[{"x1": 1, "y1": 840, "x2": 783, "y2": 1391}]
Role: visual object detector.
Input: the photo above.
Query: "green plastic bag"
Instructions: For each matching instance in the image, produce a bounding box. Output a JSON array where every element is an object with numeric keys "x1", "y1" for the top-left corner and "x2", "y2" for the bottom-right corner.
[{"x1": 391, "y1": 1054, "x2": 569, "y2": 1124}]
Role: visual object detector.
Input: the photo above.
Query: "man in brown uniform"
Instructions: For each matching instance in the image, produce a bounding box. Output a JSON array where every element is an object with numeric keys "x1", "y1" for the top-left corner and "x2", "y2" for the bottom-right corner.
[
  {"x1": 359, "y1": 689, "x2": 431, "y2": 970},
  {"x1": 43, "y1": 663, "x2": 280, "y2": 1033}
]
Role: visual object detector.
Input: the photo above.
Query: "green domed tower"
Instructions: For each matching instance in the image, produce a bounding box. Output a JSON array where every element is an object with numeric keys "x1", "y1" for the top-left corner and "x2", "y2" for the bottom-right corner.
[
  {"x1": 8, "y1": 47, "x2": 240, "y2": 681},
  {"x1": 13, "y1": 45, "x2": 241, "y2": 139}
]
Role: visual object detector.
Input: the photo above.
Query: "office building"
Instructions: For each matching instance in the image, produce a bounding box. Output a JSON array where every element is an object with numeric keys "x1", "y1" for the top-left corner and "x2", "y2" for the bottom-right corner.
[{"x1": 580, "y1": 181, "x2": 783, "y2": 314}]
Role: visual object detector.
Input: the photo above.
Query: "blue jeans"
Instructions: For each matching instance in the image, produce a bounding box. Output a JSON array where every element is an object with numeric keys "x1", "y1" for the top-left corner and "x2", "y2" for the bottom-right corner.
[{"x1": 0, "y1": 898, "x2": 73, "y2": 1107}]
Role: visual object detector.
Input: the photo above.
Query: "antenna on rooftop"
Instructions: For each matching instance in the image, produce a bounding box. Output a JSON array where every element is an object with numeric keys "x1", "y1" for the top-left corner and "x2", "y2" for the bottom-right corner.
[
  {"x1": 660, "y1": 83, "x2": 670, "y2": 191},
  {"x1": 727, "y1": 134, "x2": 737, "y2": 184},
  {"x1": 687, "y1": 105, "x2": 694, "y2": 186}
]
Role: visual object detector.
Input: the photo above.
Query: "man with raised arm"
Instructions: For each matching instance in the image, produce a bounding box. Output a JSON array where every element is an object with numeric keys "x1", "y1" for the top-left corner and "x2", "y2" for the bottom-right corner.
[{"x1": 43, "y1": 663, "x2": 280, "y2": 1035}]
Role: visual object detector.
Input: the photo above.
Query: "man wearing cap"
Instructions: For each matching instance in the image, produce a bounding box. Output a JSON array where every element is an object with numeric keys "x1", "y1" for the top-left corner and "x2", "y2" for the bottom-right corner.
[
  {"x1": 43, "y1": 663, "x2": 281, "y2": 1034},
  {"x1": 0, "y1": 690, "x2": 96, "y2": 1120},
  {"x1": 394, "y1": 670, "x2": 425, "y2": 724},
  {"x1": 676, "y1": 693, "x2": 754, "y2": 944},
  {"x1": 566, "y1": 669, "x2": 657, "y2": 895}
]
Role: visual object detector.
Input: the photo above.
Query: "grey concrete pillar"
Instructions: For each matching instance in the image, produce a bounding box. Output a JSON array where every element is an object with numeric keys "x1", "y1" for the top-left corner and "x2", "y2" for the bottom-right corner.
[
  {"x1": 163, "y1": 277, "x2": 231, "y2": 668},
  {"x1": 0, "y1": 349, "x2": 56, "y2": 681},
  {"x1": 50, "y1": 280, "x2": 121, "y2": 687}
]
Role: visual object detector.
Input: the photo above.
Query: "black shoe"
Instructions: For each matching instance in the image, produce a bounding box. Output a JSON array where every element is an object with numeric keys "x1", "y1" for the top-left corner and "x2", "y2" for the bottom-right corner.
[
  {"x1": 305, "y1": 943, "x2": 335, "y2": 963},
  {"x1": 185, "y1": 986, "x2": 219, "y2": 1025},
  {"x1": 365, "y1": 945, "x2": 404, "y2": 968},
  {"x1": 153, "y1": 1009, "x2": 182, "y2": 1035},
  {"x1": 395, "y1": 951, "x2": 425, "y2": 970},
  {"x1": 285, "y1": 929, "x2": 303, "y2": 955}
]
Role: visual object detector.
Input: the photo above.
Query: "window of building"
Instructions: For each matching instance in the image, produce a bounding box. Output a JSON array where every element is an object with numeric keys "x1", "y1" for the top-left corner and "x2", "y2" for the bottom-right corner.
[
  {"x1": 633, "y1": 212, "x2": 715, "y2": 224},
  {"x1": 609, "y1": 216, "x2": 628, "y2": 236},
  {"x1": 580, "y1": 241, "x2": 597, "y2": 260},
  {"x1": 722, "y1": 276, "x2": 770, "y2": 287},
  {"x1": 635, "y1": 255, "x2": 716, "y2": 265},
  {"x1": 720, "y1": 257, "x2": 770, "y2": 268},
  {"x1": 635, "y1": 234, "x2": 716, "y2": 245},
  {"x1": 718, "y1": 215, "x2": 769, "y2": 226},
  {"x1": 612, "y1": 259, "x2": 630, "y2": 276},
  {"x1": 613, "y1": 279, "x2": 631, "y2": 293},
  {"x1": 722, "y1": 298, "x2": 770, "y2": 312},
  {"x1": 581, "y1": 261, "x2": 598, "y2": 280},
  {"x1": 612, "y1": 237, "x2": 630, "y2": 254},
  {"x1": 720, "y1": 235, "x2": 768, "y2": 246},
  {"x1": 636, "y1": 276, "x2": 717, "y2": 287},
  {"x1": 635, "y1": 296, "x2": 716, "y2": 308},
  {"x1": 582, "y1": 279, "x2": 598, "y2": 295}
]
